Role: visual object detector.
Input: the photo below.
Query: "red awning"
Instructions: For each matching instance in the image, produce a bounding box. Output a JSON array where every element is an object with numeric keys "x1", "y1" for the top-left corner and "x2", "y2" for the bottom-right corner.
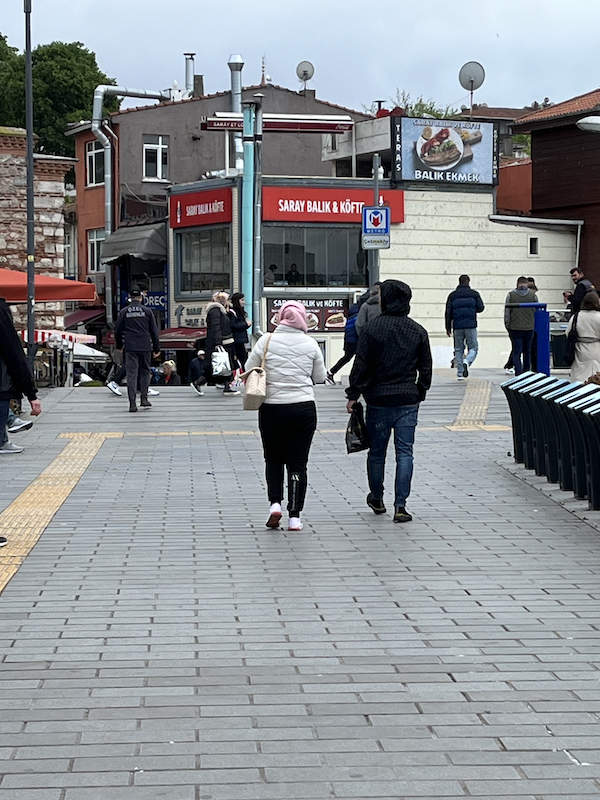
[
  {"x1": 65, "y1": 308, "x2": 105, "y2": 329},
  {"x1": 0, "y1": 269, "x2": 97, "y2": 303},
  {"x1": 159, "y1": 327, "x2": 207, "y2": 350}
]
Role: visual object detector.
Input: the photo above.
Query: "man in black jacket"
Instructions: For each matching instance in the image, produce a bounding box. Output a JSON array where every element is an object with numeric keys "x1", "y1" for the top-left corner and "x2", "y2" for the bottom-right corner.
[
  {"x1": 563, "y1": 267, "x2": 593, "y2": 314},
  {"x1": 114, "y1": 288, "x2": 160, "y2": 412},
  {"x1": 346, "y1": 280, "x2": 432, "y2": 523},
  {"x1": 445, "y1": 275, "x2": 485, "y2": 380},
  {"x1": 0, "y1": 297, "x2": 42, "y2": 544}
]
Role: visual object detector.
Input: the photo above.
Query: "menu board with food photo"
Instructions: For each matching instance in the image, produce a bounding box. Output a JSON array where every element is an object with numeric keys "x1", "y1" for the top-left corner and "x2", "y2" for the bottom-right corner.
[
  {"x1": 394, "y1": 117, "x2": 498, "y2": 186},
  {"x1": 267, "y1": 298, "x2": 349, "y2": 333}
]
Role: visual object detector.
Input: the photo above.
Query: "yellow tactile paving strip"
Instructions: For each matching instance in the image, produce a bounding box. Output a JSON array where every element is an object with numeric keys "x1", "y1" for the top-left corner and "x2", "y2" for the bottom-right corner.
[
  {"x1": 452, "y1": 379, "x2": 494, "y2": 429},
  {"x1": 0, "y1": 432, "x2": 122, "y2": 594}
]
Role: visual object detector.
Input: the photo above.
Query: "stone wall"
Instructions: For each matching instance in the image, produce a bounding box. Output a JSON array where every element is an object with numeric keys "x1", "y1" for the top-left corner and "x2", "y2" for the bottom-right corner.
[{"x1": 0, "y1": 126, "x2": 76, "y2": 328}]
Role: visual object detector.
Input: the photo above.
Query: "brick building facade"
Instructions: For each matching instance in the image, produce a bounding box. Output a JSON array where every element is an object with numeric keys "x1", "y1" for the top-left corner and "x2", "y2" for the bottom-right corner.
[{"x1": 0, "y1": 126, "x2": 75, "y2": 328}]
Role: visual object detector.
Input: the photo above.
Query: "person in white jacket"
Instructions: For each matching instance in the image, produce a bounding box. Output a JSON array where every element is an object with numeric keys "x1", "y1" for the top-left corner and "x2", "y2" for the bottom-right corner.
[{"x1": 245, "y1": 301, "x2": 327, "y2": 531}]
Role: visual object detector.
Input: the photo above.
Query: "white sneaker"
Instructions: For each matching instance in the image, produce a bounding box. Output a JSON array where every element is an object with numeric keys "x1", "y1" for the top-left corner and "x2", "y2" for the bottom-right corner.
[
  {"x1": 288, "y1": 517, "x2": 303, "y2": 531},
  {"x1": 8, "y1": 418, "x2": 33, "y2": 433},
  {"x1": 107, "y1": 381, "x2": 122, "y2": 396},
  {"x1": 0, "y1": 441, "x2": 24, "y2": 454},
  {"x1": 148, "y1": 388, "x2": 160, "y2": 396},
  {"x1": 0, "y1": 536, "x2": 7, "y2": 547},
  {"x1": 505, "y1": 367, "x2": 515, "y2": 375},
  {"x1": 457, "y1": 376, "x2": 465, "y2": 381},
  {"x1": 266, "y1": 503, "x2": 283, "y2": 529}
]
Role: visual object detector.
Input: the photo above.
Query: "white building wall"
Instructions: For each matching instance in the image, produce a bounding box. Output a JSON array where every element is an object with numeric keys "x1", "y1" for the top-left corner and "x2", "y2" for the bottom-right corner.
[{"x1": 378, "y1": 190, "x2": 577, "y2": 369}]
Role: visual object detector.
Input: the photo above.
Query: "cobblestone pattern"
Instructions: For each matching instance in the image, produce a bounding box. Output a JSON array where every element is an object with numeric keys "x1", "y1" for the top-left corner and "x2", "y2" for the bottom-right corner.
[{"x1": 1, "y1": 375, "x2": 600, "y2": 798}]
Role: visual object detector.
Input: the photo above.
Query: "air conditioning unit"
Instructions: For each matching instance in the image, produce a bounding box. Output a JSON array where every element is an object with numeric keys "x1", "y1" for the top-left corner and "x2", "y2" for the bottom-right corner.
[{"x1": 90, "y1": 274, "x2": 105, "y2": 294}]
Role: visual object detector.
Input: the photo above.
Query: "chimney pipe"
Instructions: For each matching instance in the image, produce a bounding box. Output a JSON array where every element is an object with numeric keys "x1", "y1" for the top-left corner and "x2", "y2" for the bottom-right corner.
[
  {"x1": 184, "y1": 53, "x2": 195, "y2": 96},
  {"x1": 228, "y1": 54, "x2": 244, "y2": 171}
]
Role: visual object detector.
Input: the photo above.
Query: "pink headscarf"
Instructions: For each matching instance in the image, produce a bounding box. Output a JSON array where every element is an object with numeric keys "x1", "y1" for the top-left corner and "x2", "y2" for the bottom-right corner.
[{"x1": 278, "y1": 300, "x2": 308, "y2": 333}]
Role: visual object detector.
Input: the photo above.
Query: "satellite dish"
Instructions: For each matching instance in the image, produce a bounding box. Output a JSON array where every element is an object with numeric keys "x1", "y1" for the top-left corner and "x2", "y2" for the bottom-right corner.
[
  {"x1": 296, "y1": 60, "x2": 315, "y2": 88},
  {"x1": 458, "y1": 61, "x2": 485, "y2": 119}
]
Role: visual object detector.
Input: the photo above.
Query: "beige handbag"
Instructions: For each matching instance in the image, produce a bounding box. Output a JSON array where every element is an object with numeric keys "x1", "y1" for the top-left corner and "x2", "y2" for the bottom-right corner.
[{"x1": 241, "y1": 334, "x2": 272, "y2": 410}]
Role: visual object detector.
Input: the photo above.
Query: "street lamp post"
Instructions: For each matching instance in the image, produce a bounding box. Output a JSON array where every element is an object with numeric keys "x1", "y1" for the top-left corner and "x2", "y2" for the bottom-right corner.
[
  {"x1": 24, "y1": 0, "x2": 36, "y2": 364},
  {"x1": 576, "y1": 116, "x2": 600, "y2": 134}
]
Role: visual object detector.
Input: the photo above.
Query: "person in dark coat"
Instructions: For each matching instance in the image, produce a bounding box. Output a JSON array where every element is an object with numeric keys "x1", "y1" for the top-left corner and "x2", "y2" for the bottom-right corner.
[
  {"x1": 0, "y1": 297, "x2": 41, "y2": 469},
  {"x1": 114, "y1": 287, "x2": 160, "y2": 412},
  {"x1": 160, "y1": 360, "x2": 182, "y2": 386},
  {"x1": 445, "y1": 275, "x2": 485, "y2": 380},
  {"x1": 204, "y1": 291, "x2": 239, "y2": 396},
  {"x1": 346, "y1": 280, "x2": 432, "y2": 524},
  {"x1": 564, "y1": 267, "x2": 594, "y2": 314},
  {"x1": 229, "y1": 292, "x2": 251, "y2": 370}
]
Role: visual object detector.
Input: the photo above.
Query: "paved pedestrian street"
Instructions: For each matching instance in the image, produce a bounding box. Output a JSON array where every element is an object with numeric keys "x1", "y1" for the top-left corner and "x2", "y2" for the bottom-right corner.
[{"x1": 2, "y1": 371, "x2": 600, "y2": 800}]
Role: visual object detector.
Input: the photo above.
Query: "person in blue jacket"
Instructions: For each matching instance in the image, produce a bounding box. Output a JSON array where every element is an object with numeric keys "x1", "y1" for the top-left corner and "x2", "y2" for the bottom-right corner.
[{"x1": 445, "y1": 275, "x2": 485, "y2": 380}]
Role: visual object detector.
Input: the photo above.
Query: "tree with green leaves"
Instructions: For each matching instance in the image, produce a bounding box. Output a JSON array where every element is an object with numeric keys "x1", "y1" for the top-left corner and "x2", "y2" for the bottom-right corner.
[{"x1": 0, "y1": 34, "x2": 119, "y2": 157}]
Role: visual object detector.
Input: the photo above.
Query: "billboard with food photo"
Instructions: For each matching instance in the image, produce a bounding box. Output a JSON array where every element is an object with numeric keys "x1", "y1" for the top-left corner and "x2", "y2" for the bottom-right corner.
[
  {"x1": 393, "y1": 117, "x2": 498, "y2": 186},
  {"x1": 267, "y1": 298, "x2": 349, "y2": 333}
]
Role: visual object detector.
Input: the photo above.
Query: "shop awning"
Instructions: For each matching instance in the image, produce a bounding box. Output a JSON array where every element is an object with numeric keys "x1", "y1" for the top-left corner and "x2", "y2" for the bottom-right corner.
[
  {"x1": 0, "y1": 269, "x2": 97, "y2": 303},
  {"x1": 73, "y1": 343, "x2": 108, "y2": 362},
  {"x1": 21, "y1": 329, "x2": 97, "y2": 345},
  {"x1": 101, "y1": 223, "x2": 167, "y2": 262},
  {"x1": 65, "y1": 309, "x2": 105, "y2": 329},
  {"x1": 159, "y1": 327, "x2": 207, "y2": 350}
]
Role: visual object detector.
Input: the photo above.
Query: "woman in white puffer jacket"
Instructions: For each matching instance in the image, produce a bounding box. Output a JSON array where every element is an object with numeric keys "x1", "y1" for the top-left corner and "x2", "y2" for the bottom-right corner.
[{"x1": 245, "y1": 301, "x2": 327, "y2": 531}]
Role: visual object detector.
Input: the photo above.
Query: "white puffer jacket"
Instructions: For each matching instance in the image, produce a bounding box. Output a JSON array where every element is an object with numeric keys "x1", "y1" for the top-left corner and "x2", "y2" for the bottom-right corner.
[{"x1": 245, "y1": 324, "x2": 327, "y2": 404}]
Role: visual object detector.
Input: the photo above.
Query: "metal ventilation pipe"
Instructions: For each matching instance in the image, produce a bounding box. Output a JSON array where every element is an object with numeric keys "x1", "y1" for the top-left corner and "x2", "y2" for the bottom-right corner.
[
  {"x1": 184, "y1": 53, "x2": 195, "y2": 96},
  {"x1": 91, "y1": 84, "x2": 170, "y2": 324},
  {"x1": 228, "y1": 54, "x2": 244, "y2": 171}
]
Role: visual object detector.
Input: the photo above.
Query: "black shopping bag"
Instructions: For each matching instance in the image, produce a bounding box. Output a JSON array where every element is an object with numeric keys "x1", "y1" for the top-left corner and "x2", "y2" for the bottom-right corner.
[{"x1": 346, "y1": 401, "x2": 370, "y2": 454}]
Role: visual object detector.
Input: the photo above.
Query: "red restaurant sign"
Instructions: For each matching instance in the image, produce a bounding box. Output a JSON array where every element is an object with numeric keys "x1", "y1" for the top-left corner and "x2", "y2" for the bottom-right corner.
[
  {"x1": 169, "y1": 187, "x2": 232, "y2": 228},
  {"x1": 262, "y1": 186, "x2": 404, "y2": 223}
]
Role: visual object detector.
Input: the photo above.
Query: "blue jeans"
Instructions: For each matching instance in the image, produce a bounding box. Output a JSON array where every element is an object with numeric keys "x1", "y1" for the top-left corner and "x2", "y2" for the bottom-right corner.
[
  {"x1": 453, "y1": 328, "x2": 478, "y2": 376},
  {"x1": 509, "y1": 330, "x2": 534, "y2": 375},
  {"x1": 366, "y1": 403, "x2": 419, "y2": 508}
]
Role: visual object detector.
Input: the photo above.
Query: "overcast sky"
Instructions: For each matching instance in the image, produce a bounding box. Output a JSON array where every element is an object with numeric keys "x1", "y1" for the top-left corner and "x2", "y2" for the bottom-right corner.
[{"x1": 2, "y1": 0, "x2": 597, "y2": 114}]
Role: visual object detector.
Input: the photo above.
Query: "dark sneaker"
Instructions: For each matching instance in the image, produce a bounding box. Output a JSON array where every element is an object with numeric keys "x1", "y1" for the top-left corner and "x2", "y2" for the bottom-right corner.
[
  {"x1": 463, "y1": 362, "x2": 469, "y2": 378},
  {"x1": 393, "y1": 506, "x2": 413, "y2": 523},
  {"x1": 367, "y1": 493, "x2": 386, "y2": 515},
  {"x1": 326, "y1": 371, "x2": 336, "y2": 385},
  {"x1": 129, "y1": 405, "x2": 138, "y2": 413},
  {"x1": 0, "y1": 536, "x2": 7, "y2": 547},
  {"x1": 140, "y1": 400, "x2": 152, "y2": 408}
]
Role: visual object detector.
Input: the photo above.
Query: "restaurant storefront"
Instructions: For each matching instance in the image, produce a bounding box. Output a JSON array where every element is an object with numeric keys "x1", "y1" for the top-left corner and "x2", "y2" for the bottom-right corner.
[{"x1": 167, "y1": 178, "x2": 404, "y2": 368}]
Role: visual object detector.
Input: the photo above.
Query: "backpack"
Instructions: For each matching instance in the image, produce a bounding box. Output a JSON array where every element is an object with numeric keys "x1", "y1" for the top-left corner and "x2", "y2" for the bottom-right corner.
[{"x1": 344, "y1": 314, "x2": 358, "y2": 346}]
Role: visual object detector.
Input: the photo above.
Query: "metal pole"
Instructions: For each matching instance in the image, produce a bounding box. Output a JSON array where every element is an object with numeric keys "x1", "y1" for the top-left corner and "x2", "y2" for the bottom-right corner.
[
  {"x1": 371, "y1": 153, "x2": 381, "y2": 284},
  {"x1": 252, "y1": 94, "x2": 264, "y2": 336},
  {"x1": 241, "y1": 103, "x2": 255, "y2": 320},
  {"x1": 24, "y1": 0, "x2": 35, "y2": 364}
]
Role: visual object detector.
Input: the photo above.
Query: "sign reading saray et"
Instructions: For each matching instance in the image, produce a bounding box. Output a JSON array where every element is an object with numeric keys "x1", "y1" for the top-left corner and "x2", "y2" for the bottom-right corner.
[
  {"x1": 263, "y1": 187, "x2": 404, "y2": 223},
  {"x1": 392, "y1": 116, "x2": 499, "y2": 186},
  {"x1": 169, "y1": 187, "x2": 232, "y2": 228}
]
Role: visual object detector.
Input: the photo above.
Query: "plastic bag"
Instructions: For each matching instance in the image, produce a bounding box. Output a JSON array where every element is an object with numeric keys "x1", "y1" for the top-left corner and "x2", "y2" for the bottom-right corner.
[
  {"x1": 211, "y1": 346, "x2": 232, "y2": 377},
  {"x1": 346, "y1": 401, "x2": 370, "y2": 454}
]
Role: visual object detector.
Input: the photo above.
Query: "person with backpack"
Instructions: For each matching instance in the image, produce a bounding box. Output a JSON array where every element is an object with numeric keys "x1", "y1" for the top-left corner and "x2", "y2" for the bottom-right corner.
[{"x1": 326, "y1": 291, "x2": 369, "y2": 384}]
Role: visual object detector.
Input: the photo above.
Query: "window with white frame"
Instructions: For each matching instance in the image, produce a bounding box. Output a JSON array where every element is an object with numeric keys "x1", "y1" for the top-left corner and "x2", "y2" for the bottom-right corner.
[
  {"x1": 64, "y1": 226, "x2": 77, "y2": 279},
  {"x1": 143, "y1": 134, "x2": 169, "y2": 180},
  {"x1": 85, "y1": 140, "x2": 104, "y2": 186},
  {"x1": 87, "y1": 228, "x2": 105, "y2": 273}
]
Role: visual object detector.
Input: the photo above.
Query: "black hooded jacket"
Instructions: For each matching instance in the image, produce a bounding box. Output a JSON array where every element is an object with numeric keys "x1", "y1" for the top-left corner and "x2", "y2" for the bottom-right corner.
[
  {"x1": 346, "y1": 280, "x2": 432, "y2": 406},
  {"x1": 0, "y1": 298, "x2": 38, "y2": 402}
]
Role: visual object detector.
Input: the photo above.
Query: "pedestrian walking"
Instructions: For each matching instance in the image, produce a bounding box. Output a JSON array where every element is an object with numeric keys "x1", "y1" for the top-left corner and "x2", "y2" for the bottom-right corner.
[
  {"x1": 445, "y1": 274, "x2": 485, "y2": 380},
  {"x1": 566, "y1": 291, "x2": 600, "y2": 382},
  {"x1": 205, "y1": 291, "x2": 240, "y2": 396},
  {"x1": 504, "y1": 276, "x2": 538, "y2": 375},
  {"x1": 346, "y1": 280, "x2": 432, "y2": 523},
  {"x1": 564, "y1": 267, "x2": 594, "y2": 314},
  {"x1": 245, "y1": 301, "x2": 327, "y2": 531},
  {"x1": 188, "y1": 349, "x2": 207, "y2": 396},
  {"x1": 229, "y1": 292, "x2": 251, "y2": 370},
  {"x1": 326, "y1": 291, "x2": 369, "y2": 384},
  {"x1": 355, "y1": 282, "x2": 382, "y2": 337},
  {"x1": 114, "y1": 287, "x2": 161, "y2": 412},
  {"x1": 106, "y1": 356, "x2": 159, "y2": 398},
  {"x1": 0, "y1": 296, "x2": 42, "y2": 544}
]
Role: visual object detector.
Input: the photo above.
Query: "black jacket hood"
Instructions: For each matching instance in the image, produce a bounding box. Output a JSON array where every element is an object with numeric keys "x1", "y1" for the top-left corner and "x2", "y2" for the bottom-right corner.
[{"x1": 380, "y1": 280, "x2": 411, "y2": 316}]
